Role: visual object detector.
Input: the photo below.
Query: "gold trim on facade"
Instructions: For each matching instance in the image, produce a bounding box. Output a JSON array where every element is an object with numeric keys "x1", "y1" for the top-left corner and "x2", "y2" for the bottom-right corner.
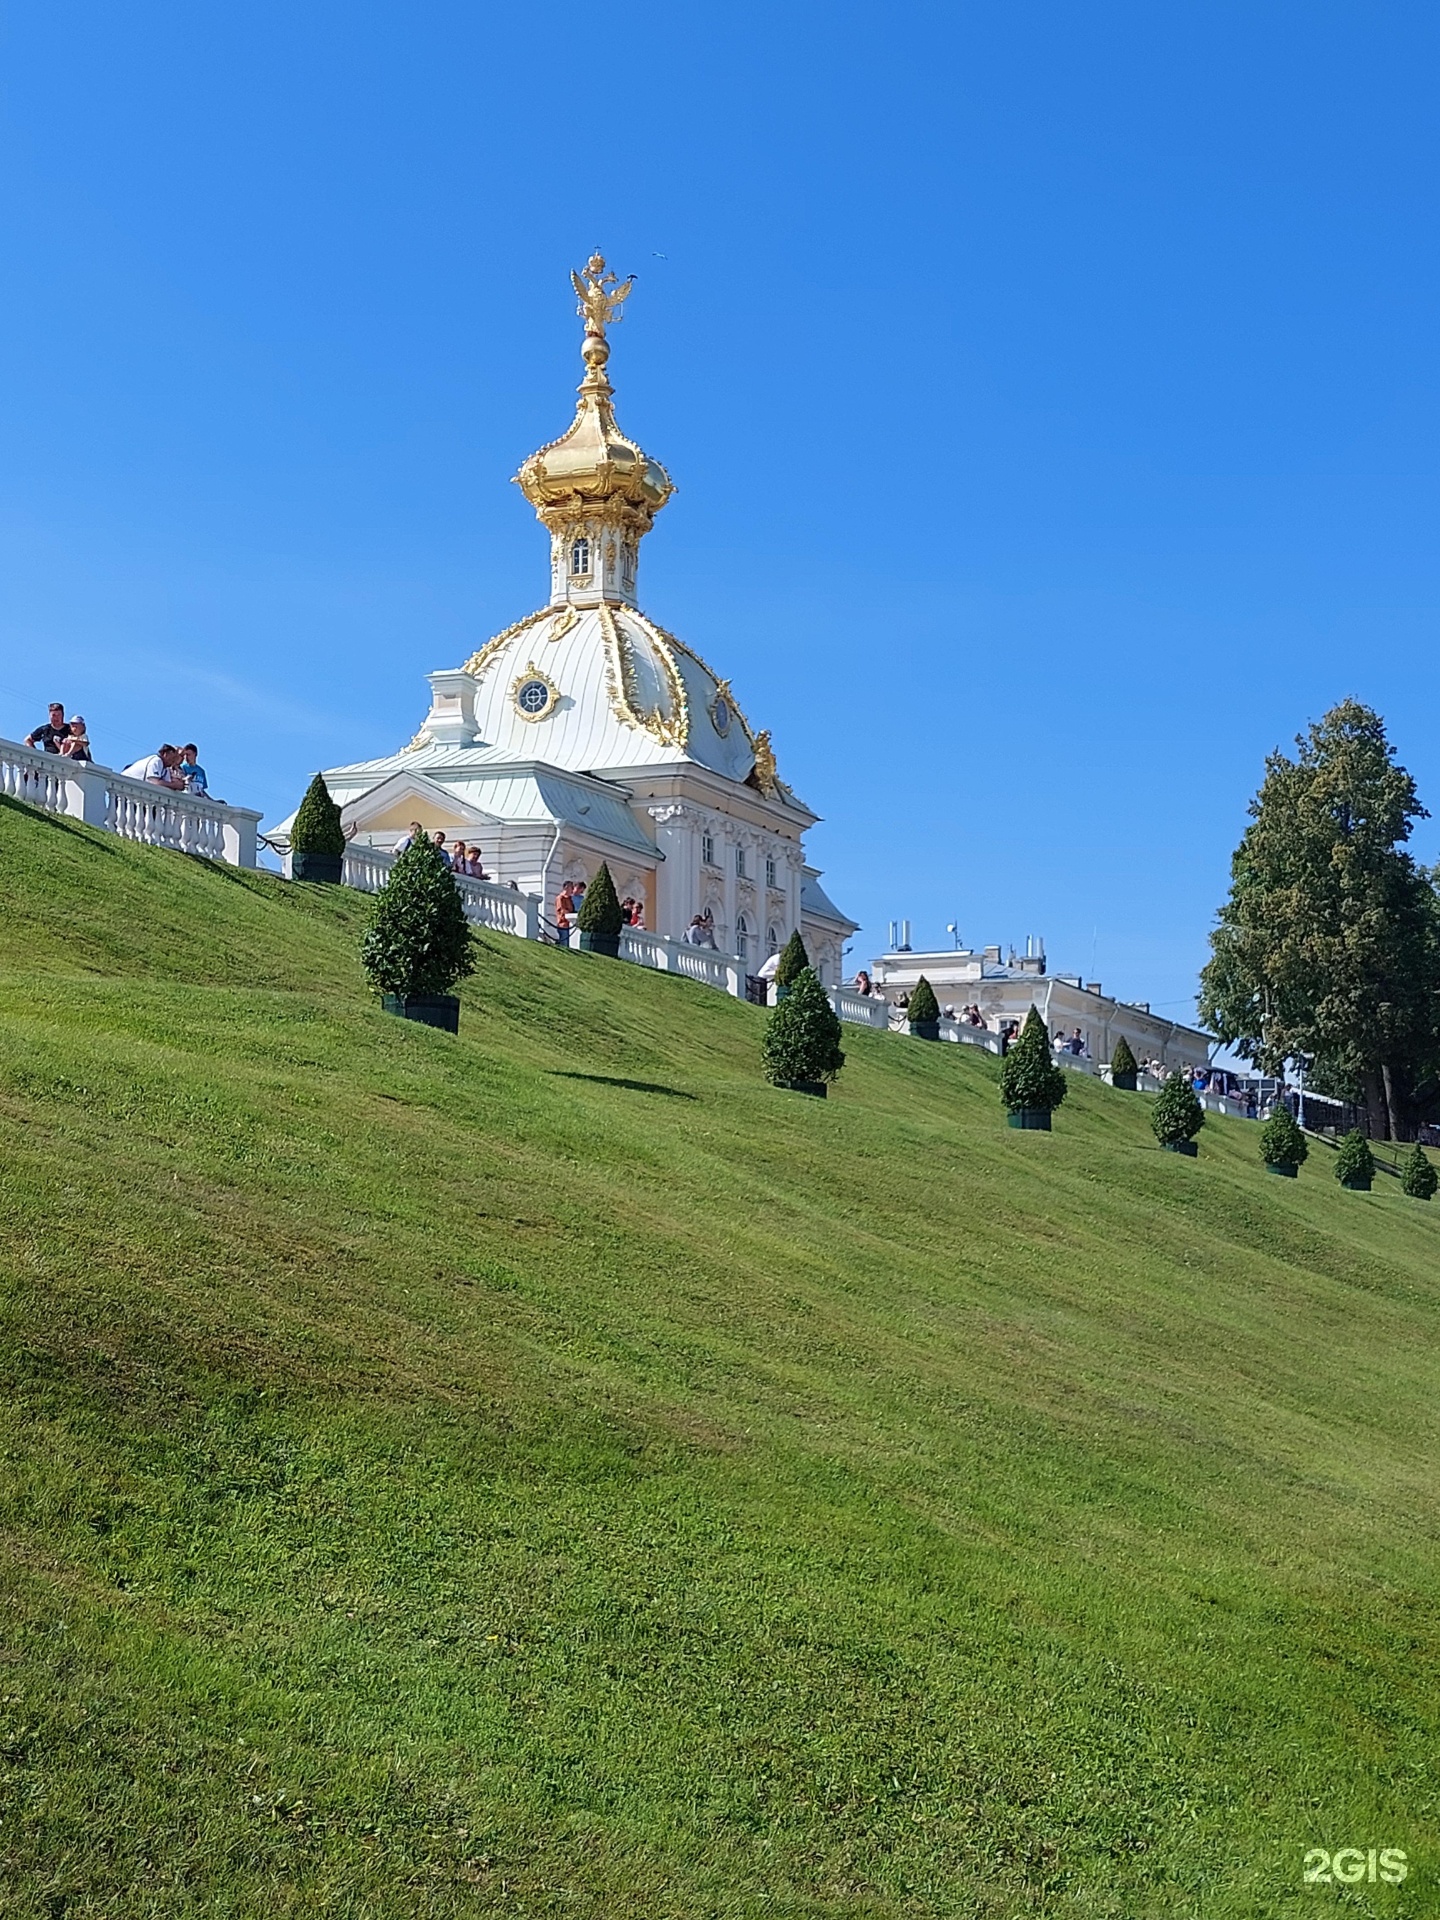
[
  {"x1": 462, "y1": 607, "x2": 550, "y2": 681},
  {"x1": 510, "y1": 662, "x2": 561, "y2": 723}
]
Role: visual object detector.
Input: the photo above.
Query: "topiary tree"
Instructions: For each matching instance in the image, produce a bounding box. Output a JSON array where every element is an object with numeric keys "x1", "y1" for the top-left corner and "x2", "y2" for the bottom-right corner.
[
  {"x1": 291, "y1": 774, "x2": 346, "y2": 856},
  {"x1": 775, "y1": 930, "x2": 810, "y2": 986},
  {"x1": 360, "y1": 834, "x2": 474, "y2": 1005},
  {"x1": 1335, "y1": 1128, "x2": 1376, "y2": 1190},
  {"x1": 999, "y1": 1007, "x2": 1068, "y2": 1117},
  {"x1": 1110, "y1": 1035, "x2": 1138, "y2": 1086},
  {"x1": 1260, "y1": 1104, "x2": 1308, "y2": 1171},
  {"x1": 1401, "y1": 1141, "x2": 1437, "y2": 1200},
  {"x1": 576, "y1": 862, "x2": 624, "y2": 938},
  {"x1": 1151, "y1": 1071, "x2": 1204, "y2": 1151},
  {"x1": 761, "y1": 965, "x2": 845, "y2": 1093},
  {"x1": 907, "y1": 976, "x2": 940, "y2": 1032}
]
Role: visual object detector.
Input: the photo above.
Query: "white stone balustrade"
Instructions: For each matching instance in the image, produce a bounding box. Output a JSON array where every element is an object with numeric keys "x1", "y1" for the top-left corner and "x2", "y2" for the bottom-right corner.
[
  {"x1": 0, "y1": 734, "x2": 260, "y2": 866},
  {"x1": 338, "y1": 843, "x2": 541, "y2": 942}
]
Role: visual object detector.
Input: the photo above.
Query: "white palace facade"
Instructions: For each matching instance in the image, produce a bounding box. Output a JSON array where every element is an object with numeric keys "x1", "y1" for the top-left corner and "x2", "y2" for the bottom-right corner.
[{"x1": 275, "y1": 256, "x2": 856, "y2": 982}]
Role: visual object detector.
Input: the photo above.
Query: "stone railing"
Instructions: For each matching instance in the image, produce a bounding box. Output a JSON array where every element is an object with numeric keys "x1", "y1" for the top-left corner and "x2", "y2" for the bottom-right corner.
[
  {"x1": 337, "y1": 843, "x2": 541, "y2": 942},
  {"x1": 613, "y1": 927, "x2": 748, "y2": 997},
  {"x1": 0, "y1": 735, "x2": 260, "y2": 865}
]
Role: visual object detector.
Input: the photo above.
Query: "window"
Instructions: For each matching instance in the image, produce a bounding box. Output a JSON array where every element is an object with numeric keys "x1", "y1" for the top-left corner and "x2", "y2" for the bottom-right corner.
[
  {"x1": 767, "y1": 925, "x2": 780, "y2": 953},
  {"x1": 735, "y1": 847, "x2": 746, "y2": 878},
  {"x1": 621, "y1": 544, "x2": 635, "y2": 585},
  {"x1": 765, "y1": 855, "x2": 777, "y2": 890},
  {"x1": 701, "y1": 831, "x2": 715, "y2": 867},
  {"x1": 736, "y1": 914, "x2": 748, "y2": 960},
  {"x1": 570, "y1": 538, "x2": 591, "y2": 576}
]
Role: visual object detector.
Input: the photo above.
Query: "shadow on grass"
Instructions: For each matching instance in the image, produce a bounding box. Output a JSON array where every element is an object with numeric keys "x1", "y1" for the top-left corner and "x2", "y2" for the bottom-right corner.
[{"x1": 550, "y1": 1071, "x2": 697, "y2": 1100}]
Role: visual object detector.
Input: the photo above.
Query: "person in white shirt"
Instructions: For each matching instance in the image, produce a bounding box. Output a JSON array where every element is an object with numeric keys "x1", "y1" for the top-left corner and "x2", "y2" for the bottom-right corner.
[{"x1": 122, "y1": 745, "x2": 184, "y2": 789}]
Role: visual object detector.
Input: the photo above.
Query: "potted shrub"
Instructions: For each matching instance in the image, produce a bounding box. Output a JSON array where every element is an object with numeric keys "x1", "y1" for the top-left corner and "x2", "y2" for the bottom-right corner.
[
  {"x1": 360, "y1": 833, "x2": 475, "y2": 1032},
  {"x1": 1109, "y1": 1035, "x2": 1139, "y2": 1092},
  {"x1": 1151, "y1": 1071, "x2": 1204, "y2": 1155},
  {"x1": 773, "y1": 930, "x2": 810, "y2": 1002},
  {"x1": 1402, "y1": 1142, "x2": 1437, "y2": 1201},
  {"x1": 1259, "y1": 1105, "x2": 1307, "y2": 1178},
  {"x1": 290, "y1": 773, "x2": 346, "y2": 883},
  {"x1": 907, "y1": 975, "x2": 941, "y2": 1041},
  {"x1": 576, "y1": 862, "x2": 625, "y2": 957},
  {"x1": 1334, "y1": 1128, "x2": 1375, "y2": 1192},
  {"x1": 762, "y1": 965, "x2": 845, "y2": 1097},
  {"x1": 998, "y1": 1006, "x2": 1067, "y2": 1130}
]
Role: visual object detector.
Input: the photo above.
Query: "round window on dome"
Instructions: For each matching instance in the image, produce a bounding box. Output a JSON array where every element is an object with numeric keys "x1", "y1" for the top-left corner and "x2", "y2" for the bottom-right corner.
[
  {"x1": 513, "y1": 672, "x2": 558, "y2": 721},
  {"x1": 711, "y1": 695, "x2": 731, "y2": 737}
]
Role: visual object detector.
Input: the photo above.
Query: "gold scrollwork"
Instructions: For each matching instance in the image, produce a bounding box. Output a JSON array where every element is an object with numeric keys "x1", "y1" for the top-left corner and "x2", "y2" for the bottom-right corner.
[{"x1": 462, "y1": 607, "x2": 550, "y2": 681}]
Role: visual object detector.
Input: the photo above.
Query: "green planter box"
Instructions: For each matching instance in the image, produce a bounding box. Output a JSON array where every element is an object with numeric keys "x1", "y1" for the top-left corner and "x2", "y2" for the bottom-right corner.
[
  {"x1": 381, "y1": 993, "x2": 460, "y2": 1033},
  {"x1": 1110, "y1": 1070, "x2": 1137, "y2": 1092},
  {"x1": 776, "y1": 1080, "x2": 827, "y2": 1099},
  {"x1": 1161, "y1": 1140, "x2": 1199, "y2": 1157},
  {"x1": 1007, "y1": 1109, "x2": 1052, "y2": 1131},
  {"x1": 291, "y1": 850, "x2": 343, "y2": 884},
  {"x1": 1340, "y1": 1174, "x2": 1372, "y2": 1192},
  {"x1": 1265, "y1": 1161, "x2": 1299, "y2": 1178},
  {"x1": 577, "y1": 930, "x2": 622, "y2": 958},
  {"x1": 909, "y1": 1019, "x2": 940, "y2": 1041}
]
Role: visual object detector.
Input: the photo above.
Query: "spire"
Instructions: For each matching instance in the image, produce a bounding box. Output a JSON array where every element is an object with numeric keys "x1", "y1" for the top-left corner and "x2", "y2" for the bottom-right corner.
[{"x1": 513, "y1": 254, "x2": 674, "y2": 610}]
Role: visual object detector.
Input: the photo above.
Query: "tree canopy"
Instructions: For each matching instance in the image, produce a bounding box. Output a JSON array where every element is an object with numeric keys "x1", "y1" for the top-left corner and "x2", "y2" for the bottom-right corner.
[{"x1": 1198, "y1": 700, "x2": 1440, "y2": 1139}]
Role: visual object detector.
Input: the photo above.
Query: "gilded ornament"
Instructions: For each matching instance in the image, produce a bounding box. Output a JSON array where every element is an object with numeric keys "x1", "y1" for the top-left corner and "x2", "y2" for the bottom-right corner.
[{"x1": 462, "y1": 607, "x2": 550, "y2": 680}]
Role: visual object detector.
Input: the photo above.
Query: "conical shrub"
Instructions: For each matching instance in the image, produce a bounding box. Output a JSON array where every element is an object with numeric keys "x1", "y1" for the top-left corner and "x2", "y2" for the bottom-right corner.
[
  {"x1": 1401, "y1": 1142, "x2": 1437, "y2": 1200},
  {"x1": 775, "y1": 930, "x2": 810, "y2": 986},
  {"x1": 291, "y1": 773, "x2": 345, "y2": 856},
  {"x1": 1151, "y1": 1071, "x2": 1204, "y2": 1149},
  {"x1": 762, "y1": 966, "x2": 845, "y2": 1089},
  {"x1": 1110, "y1": 1035, "x2": 1138, "y2": 1079},
  {"x1": 360, "y1": 834, "x2": 475, "y2": 999},
  {"x1": 1259, "y1": 1104, "x2": 1307, "y2": 1170},
  {"x1": 576, "y1": 862, "x2": 624, "y2": 938},
  {"x1": 998, "y1": 1007, "x2": 1067, "y2": 1115},
  {"x1": 907, "y1": 976, "x2": 940, "y2": 1026},
  {"x1": 1335, "y1": 1129, "x2": 1375, "y2": 1190}
]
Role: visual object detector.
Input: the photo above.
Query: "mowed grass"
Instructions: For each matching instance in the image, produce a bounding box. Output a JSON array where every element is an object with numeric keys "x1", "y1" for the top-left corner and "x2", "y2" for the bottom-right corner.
[{"x1": 1, "y1": 797, "x2": 1438, "y2": 1919}]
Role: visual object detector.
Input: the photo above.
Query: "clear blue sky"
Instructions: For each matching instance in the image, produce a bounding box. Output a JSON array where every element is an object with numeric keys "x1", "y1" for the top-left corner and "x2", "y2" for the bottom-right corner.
[{"x1": 3, "y1": 3, "x2": 1438, "y2": 1019}]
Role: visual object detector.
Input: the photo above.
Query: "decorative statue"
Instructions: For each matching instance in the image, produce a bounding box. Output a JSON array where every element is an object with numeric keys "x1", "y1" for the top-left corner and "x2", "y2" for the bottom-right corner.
[{"x1": 571, "y1": 252, "x2": 635, "y2": 338}]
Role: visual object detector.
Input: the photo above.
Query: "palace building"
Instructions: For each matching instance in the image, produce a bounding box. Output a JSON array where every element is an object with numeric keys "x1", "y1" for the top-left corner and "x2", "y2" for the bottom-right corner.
[{"x1": 278, "y1": 255, "x2": 856, "y2": 982}]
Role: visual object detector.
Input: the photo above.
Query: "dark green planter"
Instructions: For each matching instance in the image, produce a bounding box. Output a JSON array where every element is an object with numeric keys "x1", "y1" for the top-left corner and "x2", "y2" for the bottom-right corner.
[
  {"x1": 774, "y1": 983, "x2": 792, "y2": 1002},
  {"x1": 777, "y1": 1080, "x2": 827, "y2": 1099},
  {"x1": 381, "y1": 993, "x2": 459, "y2": 1033},
  {"x1": 292, "y1": 850, "x2": 343, "y2": 884},
  {"x1": 1007, "y1": 1108, "x2": 1052, "y2": 1131},
  {"x1": 1161, "y1": 1139, "x2": 1199, "y2": 1157},
  {"x1": 1340, "y1": 1174, "x2": 1372, "y2": 1192},
  {"x1": 1111, "y1": 1070, "x2": 1138, "y2": 1092},
  {"x1": 577, "y1": 930, "x2": 622, "y2": 957},
  {"x1": 909, "y1": 1019, "x2": 940, "y2": 1041},
  {"x1": 1265, "y1": 1161, "x2": 1299, "y2": 1178}
]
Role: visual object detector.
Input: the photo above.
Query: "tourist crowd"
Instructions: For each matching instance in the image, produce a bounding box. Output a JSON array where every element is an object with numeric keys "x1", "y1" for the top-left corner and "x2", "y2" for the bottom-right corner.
[
  {"x1": 24, "y1": 702, "x2": 214, "y2": 797},
  {"x1": 397, "y1": 822, "x2": 490, "y2": 877}
]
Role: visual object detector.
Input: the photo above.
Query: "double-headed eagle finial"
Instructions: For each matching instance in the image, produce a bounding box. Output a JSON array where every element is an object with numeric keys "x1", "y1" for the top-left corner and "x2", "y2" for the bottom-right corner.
[{"x1": 571, "y1": 252, "x2": 635, "y2": 341}]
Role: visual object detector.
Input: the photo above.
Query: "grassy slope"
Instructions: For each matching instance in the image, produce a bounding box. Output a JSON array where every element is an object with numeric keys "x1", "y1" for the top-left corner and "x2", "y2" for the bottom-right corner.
[{"x1": 0, "y1": 795, "x2": 1437, "y2": 1920}]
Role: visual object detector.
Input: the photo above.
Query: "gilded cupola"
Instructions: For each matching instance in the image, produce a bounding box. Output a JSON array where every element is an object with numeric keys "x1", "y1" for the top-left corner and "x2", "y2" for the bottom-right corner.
[{"x1": 514, "y1": 254, "x2": 675, "y2": 611}]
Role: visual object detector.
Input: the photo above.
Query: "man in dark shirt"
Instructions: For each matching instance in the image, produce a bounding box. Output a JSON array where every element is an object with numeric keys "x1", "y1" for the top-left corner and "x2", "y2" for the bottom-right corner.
[{"x1": 25, "y1": 703, "x2": 70, "y2": 753}]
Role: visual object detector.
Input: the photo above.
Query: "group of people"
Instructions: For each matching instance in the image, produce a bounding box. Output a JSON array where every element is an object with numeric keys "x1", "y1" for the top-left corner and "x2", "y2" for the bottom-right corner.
[
  {"x1": 24, "y1": 702, "x2": 93, "y2": 763},
  {"x1": 553, "y1": 880, "x2": 646, "y2": 934},
  {"x1": 26, "y1": 701, "x2": 212, "y2": 796},
  {"x1": 398, "y1": 823, "x2": 489, "y2": 878},
  {"x1": 681, "y1": 910, "x2": 717, "y2": 947}
]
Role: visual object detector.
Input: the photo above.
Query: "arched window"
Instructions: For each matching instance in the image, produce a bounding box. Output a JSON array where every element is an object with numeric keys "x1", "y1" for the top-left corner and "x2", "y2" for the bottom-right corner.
[
  {"x1": 570, "y1": 538, "x2": 591, "y2": 576},
  {"x1": 736, "y1": 914, "x2": 749, "y2": 961},
  {"x1": 767, "y1": 925, "x2": 780, "y2": 954}
]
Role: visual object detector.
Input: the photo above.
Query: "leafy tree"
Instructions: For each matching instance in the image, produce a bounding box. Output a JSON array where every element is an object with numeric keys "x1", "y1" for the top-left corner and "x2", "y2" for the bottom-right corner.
[
  {"x1": 1334, "y1": 1128, "x2": 1376, "y2": 1189},
  {"x1": 998, "y1": 1007, "x2": 1067, "y2": 1115},
  {"x1": 1259, "y1": 1104, "x2": 1308, "y2": 1170},
  {"x1": 1110, "y1": 1035, "x2": 1138, "y2": 1080},
  {"x1": 1151, "y1": 1071, "x2": 1204, "y2": 1148},
  {"x1": 290, "y1": 773, "x2": 345, "y2": 856},
  {"x1": 360, "y1": 834, "x2": 475, "y2": 999},
  {"x1": 775, "y1": 930, "x2": 810, "y2": 986},
  {"x1": 1401, "y1": 1142, "x2": 1437, "y2": 1200},
  {"x1": 761, "y1": 966, "x2": 845, "y2": 1087},
  {"x1": 1198, "y1": 701, "x2": 1440, "y2": 1139},
  {"x1": 907, "y1": 976, "x2": 940, "y2": 1025},
  {"x1": 576, "y1": 862, "x2": 624, "y2": 937}
]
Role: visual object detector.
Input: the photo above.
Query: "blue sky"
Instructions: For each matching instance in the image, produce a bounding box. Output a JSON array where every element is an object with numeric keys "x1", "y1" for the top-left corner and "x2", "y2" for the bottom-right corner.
[{"x1": 2, "y1": 2, "x2": 1438, "y2": 1018}]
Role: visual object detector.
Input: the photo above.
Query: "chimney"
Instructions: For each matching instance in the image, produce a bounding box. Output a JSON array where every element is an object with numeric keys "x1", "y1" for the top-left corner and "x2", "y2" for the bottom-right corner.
[{"x1": 1086, "y1": 981, "x2": 1102, "y2": 996}]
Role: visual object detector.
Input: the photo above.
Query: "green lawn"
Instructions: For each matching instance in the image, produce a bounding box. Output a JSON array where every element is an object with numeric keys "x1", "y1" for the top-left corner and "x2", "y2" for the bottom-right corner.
[{"x1": 1, "y1": 794, "x2": 1437, "y2": 1918}]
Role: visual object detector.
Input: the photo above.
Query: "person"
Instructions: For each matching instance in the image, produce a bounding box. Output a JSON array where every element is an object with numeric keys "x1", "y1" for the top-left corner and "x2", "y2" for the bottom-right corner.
[
  {"x1": 555, "y1": 884, "x2": 576, "y2": 934},
  {"x1": 682, "y1": 913, "x2": 714, "y2": 948},
  {"x1": 451, "y1": 840, "x2": 469, "y2": 874},
  {"x1": 628, "y1": 896, "x2": 644, "y2": 929},
  {"x1": 25, "y1": 703, "x2": 70, "y2": 753},
  {"x1": 177, "y1": 744, "x2": 208, "y2": 796},
  {"x1": 431, "y1": 830, "x2": 452, "y2": 868},
  {"x1": 853, "y1": 969, "x2": 873, "y2": 996},
  {"x1": 571, "y1": 878, "x2": 587, "y2": 917},
  {"x1": 59, "y1": 717, "x2": 92, "y2": 762},
  {"x1": 395, "y1": 821, "x2": 425, "y2": 853},
  {"x1": 620, "y1": 896, "x2": 634, "y2": 925},
  {"x1": 122, "y1": 745, "x2": 184, "y2": 789}
]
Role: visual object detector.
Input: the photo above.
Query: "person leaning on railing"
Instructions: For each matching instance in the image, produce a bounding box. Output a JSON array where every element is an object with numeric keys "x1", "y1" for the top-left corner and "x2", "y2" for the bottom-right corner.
[
  {"x1": 121, "y1": 745, "x2": 186, "y2": 791},
  {"x1": 25, "y1": 702, "x2": 71, "y2": 753}
]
